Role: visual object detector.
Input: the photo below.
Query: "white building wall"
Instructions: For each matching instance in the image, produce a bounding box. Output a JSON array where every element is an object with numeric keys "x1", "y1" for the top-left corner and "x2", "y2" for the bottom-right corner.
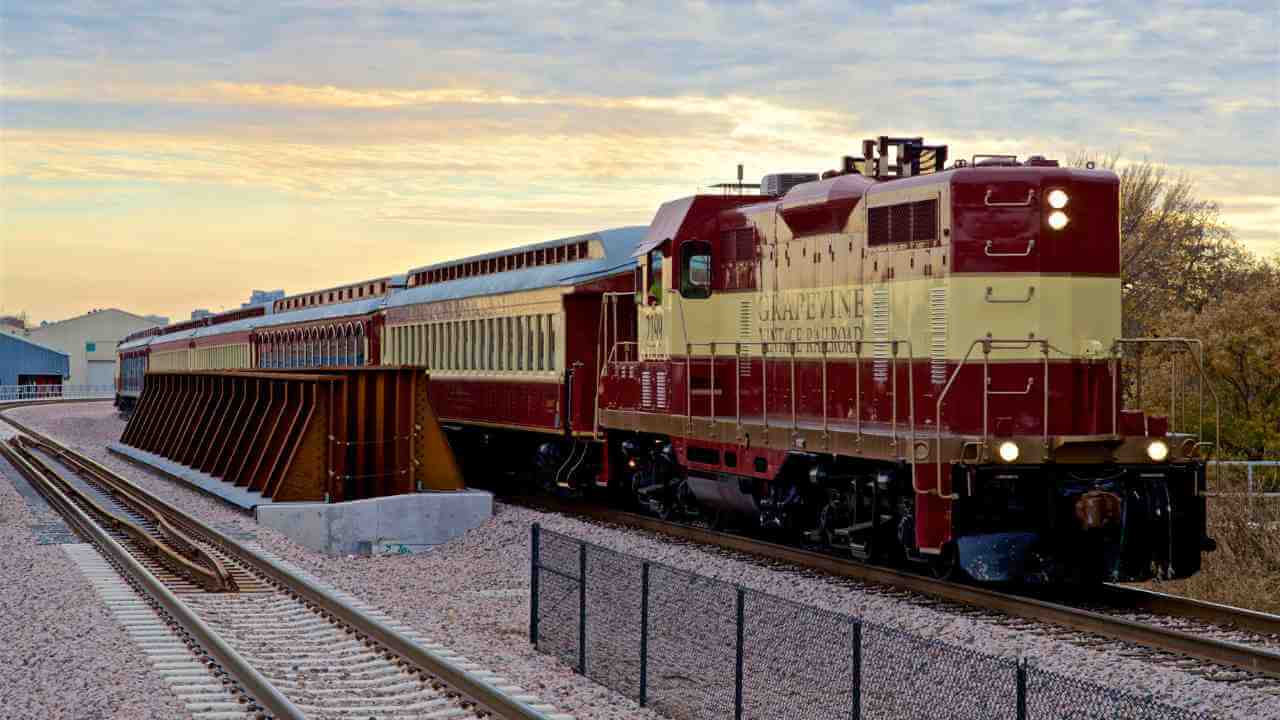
[{"x1": 26, "y1": 309, "x2": 165, "y2": 385}]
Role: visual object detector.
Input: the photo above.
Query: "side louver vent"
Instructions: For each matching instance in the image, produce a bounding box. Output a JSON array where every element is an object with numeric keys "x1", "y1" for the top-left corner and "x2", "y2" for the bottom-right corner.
[
  {"x1": 868, "y1": 198, "x2": 939, "y2": 246},
  {"x1": 929, "y1": 287, "x2": 948, "y2": 384},
  {"x1": 871, "y1": 288, "x2": 890, "y2": 382}
]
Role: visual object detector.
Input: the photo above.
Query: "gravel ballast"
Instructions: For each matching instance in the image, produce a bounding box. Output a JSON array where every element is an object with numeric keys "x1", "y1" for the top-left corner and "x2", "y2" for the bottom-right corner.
[
  {"x1": 9, "y1": 401, "x2": 1277, "y2": 719},
  {"x1": 0, "y1": 445, "x2": 191, "y2": 718}
]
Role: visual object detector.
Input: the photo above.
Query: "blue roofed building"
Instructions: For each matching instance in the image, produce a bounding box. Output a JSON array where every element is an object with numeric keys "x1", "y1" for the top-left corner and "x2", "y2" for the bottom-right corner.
[{"x1": 0, "y1": 332, "x2": 71, "y2": 386}]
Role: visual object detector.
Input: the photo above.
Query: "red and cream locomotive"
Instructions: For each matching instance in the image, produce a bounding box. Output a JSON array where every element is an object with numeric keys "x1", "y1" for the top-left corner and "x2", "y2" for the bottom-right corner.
[{"x1": 118, "y1": 136, "x2": 1217, "y2": 584}]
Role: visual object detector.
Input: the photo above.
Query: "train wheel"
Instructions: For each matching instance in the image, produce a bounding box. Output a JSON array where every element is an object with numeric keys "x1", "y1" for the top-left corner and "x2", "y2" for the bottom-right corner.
[{"x1": 929, "y1": 543, "x2": 961, "y2": 581}]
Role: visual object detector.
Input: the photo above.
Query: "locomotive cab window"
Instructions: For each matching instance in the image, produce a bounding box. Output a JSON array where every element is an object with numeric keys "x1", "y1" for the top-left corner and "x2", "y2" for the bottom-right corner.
[
  {"x1": 681, "y1": 240, "x2": 712, "y2": 299},
  {"x1": 647, "y1": 248, "x2": 664, "y2": 305}
]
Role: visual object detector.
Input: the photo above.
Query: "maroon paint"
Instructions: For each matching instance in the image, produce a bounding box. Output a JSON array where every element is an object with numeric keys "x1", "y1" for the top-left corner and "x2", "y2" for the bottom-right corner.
[
  {"x1": 602, "y1": 354, "x2": 1155, "y2": 440},
  {"x1": 949, "y1": 168, "x2": 1120, "y2": 276},
  {"x1": 777, "y1": 174, "x2": 877, "y2": 237}
]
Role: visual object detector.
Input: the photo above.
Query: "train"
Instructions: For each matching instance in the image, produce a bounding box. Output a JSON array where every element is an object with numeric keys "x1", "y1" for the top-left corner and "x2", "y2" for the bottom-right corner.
[{"x1": 117, "y1": 136, "x2": 1217, "y2": 585}]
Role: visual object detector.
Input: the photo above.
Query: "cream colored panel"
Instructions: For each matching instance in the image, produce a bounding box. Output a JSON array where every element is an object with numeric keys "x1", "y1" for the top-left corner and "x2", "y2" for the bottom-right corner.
[{"x1": 655, "y1": 275, "x2": 1120, "y2": 364}]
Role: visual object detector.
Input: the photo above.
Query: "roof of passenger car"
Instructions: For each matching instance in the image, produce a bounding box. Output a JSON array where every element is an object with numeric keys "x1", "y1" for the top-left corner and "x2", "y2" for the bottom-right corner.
[
  {"x1": 386, "y1": 226, "x2": 645, "y2": 309},
  {"x1": 118, "y1": 226, "x2": 646, "y2": 351}
]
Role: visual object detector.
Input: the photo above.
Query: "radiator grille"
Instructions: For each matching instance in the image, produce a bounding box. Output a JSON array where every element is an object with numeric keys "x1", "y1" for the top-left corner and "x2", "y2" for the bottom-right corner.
[
  {"x1": 929, "y1": 287, "x2": 948, "y2": 384},
  {"x1": 868, "y1": 198, "x2": 939, "y2": 246},
  {"x1": 641, "y1": 370, "x2": 653, "y2": 409},
  {"x1": 738, "y1": 299, "x2": 753, "y2": 339},
  {"x1": 655, "y1": 370, "x2": 668, "y2": 409}
]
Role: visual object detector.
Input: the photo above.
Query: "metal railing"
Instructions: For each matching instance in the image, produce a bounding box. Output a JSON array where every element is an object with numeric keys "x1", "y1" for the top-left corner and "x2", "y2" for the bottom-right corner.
[
  {"x1": 1112, "y1": 338, "x2": 1220, "y2": 457},
  {"x1": 530, "y1": 524, "x2": 1212, "y2": 720},
  {"x1": 0, "y1": 384, "x2": 115, "y2": 402},
  {"x1": 934, "y1": 338, "x2": 1055, "y2": 498},
  {"x1": 1207, "y1": 460, "x2": 1280, "y2": 497},
  {"x1": 682, "y1": 340, "x2": 915, "y2": 454}
]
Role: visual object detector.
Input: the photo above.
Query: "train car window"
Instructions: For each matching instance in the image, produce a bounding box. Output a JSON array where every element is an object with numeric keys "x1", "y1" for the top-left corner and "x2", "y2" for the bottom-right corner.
[
  {"x1": 484, "y1": 319, "x2": 491, "y2": 370},
  {"x1": 548, "y1": 313, "x2": 557, "y2": 371},
  {"x1": 495, "y1": 318, "x2": 504, "y2": 370},
  {"x1": 526, "y1": 316, "x2": 535, "y2": 370},
  {"x1": 681, "y1": 241, "x2": 712, "y2": 299},
  {"x1": 634, "y1": 265, "x2": 644, "y2": 305},
  {"x1": 470, "y1": 320, "x2": 478, "y2": 370},
  {"x1": 513, "y1": 317, "x2": 522, "y2": 370},
  {"x1": 578, "y1": 240, "x2": 589, "y2": 258},
  {"x1": 536, "y1": 316, "x2": 545, "y2": 371},
  {"x1": 508, "y1": 317, "x2": 515, "y2": 370},
  {"x1": 648, "y1": 250, "x2": 663, "y2": 304}
]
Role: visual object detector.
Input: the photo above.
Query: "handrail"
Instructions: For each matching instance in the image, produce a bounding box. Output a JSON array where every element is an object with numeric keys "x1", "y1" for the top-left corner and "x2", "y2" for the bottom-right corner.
[
  {"x1": 984, "y1": 285, "x2": 1036, "y2": 303},
  {"x1": 596, "y1": 340, "x2": 641, "y2": 435},
  {"x1": 682, "y1": 338, "x2": 916, "y2": 475},
  {"x1": 984, "y1": 239, "x2": 1036, "y2": 257},
  {"x1": 984, "y1": 188, "x2": 1034, "y2": 207},
  {"x1": 1111, "y1": 338, "x2": 1220, "y2": 456},
  {"x1": 935, "y1": 338, "x2": 1055, "y2": 499}
]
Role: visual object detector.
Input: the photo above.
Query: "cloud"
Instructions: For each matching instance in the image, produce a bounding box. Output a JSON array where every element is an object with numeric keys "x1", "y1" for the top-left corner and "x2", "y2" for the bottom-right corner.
[{"x1": 2, "y1": 0, "x2": 1277, "y2": 322}]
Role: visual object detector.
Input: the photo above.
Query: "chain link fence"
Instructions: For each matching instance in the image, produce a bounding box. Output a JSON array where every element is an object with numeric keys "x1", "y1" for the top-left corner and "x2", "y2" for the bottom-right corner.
[{"x1": 530, "y1": 524, "x2": 1214, "y2": 720}]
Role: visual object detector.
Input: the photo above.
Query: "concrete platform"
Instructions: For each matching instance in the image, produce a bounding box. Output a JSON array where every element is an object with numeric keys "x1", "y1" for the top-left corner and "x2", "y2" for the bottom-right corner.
[
  {"x1": 255, "y1": 490, "x2": 493, "y2": 556},
  {"x1": 107, "y1": 442, "x2": 270, "y2": 510}
]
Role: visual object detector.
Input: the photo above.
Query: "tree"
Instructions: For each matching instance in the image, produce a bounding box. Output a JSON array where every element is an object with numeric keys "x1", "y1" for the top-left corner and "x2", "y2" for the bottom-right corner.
[
  {"x1": 1071, "y1": 157, "x2": 1254, "y2": 337},
  {"x1": 1151, "y1": 258, "x2": 1280, "y2": 459}
]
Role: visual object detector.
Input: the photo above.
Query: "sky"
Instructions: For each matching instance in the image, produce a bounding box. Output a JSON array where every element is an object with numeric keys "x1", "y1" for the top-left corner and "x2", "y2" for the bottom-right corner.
[{"x1": 2, "y1": 0, "x2": 1277, "y2": 325}]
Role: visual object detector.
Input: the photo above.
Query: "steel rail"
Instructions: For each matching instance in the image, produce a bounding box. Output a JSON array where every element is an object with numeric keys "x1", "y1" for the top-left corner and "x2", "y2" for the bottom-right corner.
[
  {"x1": 0, "y1": 404, "x2": 557, "y2": 720},
  {"x1": 1092, "y1": 584, "x2": 1280, "y2": 639},
  {"x1": 19, "y1": 435, "x2": 237, "y2": 591},
  {"x1": 4, "y1": 437, "x2": 235, "y2": 592},
  {"x1": 0, "y1": 433, "x2": 305, "y2": 720},
  {"x1": 515, "y1": 495, "x2": 1280, "y2": 679}
]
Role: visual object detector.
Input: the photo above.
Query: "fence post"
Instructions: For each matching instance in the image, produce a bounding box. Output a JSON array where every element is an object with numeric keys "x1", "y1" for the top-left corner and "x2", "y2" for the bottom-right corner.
[
  {"x1": 850, "y1": 620, "x2": 862, "y2": 720},
  {"x1": 578, "y1": 541, "x2": 588, "y2": 675},
  {"x1": 639, "y1": 561, "x2": 650, "y2": 707},
  {"x1": 1016, "y1": 658, "x2": 1027, "y2": 720},
  {"x1": 529, "y1": 523, "x2": 540, "y2": 647},
  {"x1": 734, "y1": 587, "x2": 746, "y2": 720}
]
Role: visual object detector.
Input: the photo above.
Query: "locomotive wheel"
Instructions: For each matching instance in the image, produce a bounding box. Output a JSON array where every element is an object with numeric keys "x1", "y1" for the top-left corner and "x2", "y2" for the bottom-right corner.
[{"x1": 929, "y1": 543, "x2": 961, "y2": 581}]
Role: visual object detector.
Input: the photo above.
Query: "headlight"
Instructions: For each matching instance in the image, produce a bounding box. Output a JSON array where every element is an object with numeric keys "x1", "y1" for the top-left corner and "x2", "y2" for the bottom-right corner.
[
  {"x1": 1147, "y1": 440, "x2": 1169, "y2": 462},
  {"x1": 1047, "y1": 211, "x2": 1069, "y2": 230},
  {"x1": 998, "y1": 441, "x2": 1020, "y2": 463},
  {"x1": 1047, "y1": 189, "x2": 1069, "y2": 209}
]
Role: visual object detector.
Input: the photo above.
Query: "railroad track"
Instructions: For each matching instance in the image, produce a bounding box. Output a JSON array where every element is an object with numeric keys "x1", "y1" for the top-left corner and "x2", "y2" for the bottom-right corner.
[
  {"x1": 510, "y1": 494, "x2": 1280, "y2": 688},
  {"x1": 0, "y1": 403, "x2": 571, "y2": 720}
]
